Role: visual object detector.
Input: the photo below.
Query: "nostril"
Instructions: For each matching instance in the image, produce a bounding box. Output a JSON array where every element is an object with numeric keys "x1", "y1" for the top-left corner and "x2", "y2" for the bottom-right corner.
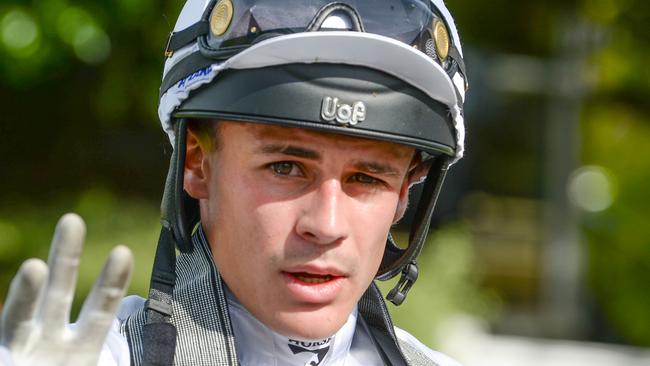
[{"x1": 296, "y1": 222, "x2": 345, "y2": 246}]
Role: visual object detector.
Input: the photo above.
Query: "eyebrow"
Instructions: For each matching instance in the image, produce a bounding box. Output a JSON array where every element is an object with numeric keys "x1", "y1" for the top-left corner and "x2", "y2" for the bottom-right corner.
[
  {"x1": 353, "y1": 161, "x2": 401, "y2": 176},
  {"x1": 258, "y1": 144, "x2": 403, "y2": 177},
  {"x1": 259, "y1": 144, "x2": 321, "y2": 160}
]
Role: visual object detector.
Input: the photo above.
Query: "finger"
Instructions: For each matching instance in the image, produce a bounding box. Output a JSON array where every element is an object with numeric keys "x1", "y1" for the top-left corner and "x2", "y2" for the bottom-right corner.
[
  {"x1": 39, "y1": 213, "x2": 86, "y2": 335},
  {"x1": 75, "y1": 245, "x2": 133, "y2": 348},
  {"x1": 1, "y1": 258, "x2": 48, "y2": 347}
]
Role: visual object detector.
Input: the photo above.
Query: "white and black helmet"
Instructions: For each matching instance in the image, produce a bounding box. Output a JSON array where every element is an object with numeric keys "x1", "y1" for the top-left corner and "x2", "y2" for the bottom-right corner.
[{"x1": 156, "y1": 0, "x2": 468, "y2": 305}]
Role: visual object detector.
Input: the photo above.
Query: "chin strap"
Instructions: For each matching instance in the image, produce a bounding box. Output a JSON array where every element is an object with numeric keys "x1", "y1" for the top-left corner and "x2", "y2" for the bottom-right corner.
[
  {"x1": 382, "y1": 156, "x2": 450, "y2": 306},
  {"x1": 161, "y1": 118, "x2": 197, "y2": 254}
]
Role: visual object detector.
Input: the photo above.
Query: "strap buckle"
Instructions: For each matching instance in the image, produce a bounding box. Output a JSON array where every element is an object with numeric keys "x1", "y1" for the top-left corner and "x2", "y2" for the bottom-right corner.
[
  {"x1": 145, "y1": 298, "x2": 173, "y2": 317},
  {"x1": 386, "y1": 261, "x2": 419, "y2": 306}
]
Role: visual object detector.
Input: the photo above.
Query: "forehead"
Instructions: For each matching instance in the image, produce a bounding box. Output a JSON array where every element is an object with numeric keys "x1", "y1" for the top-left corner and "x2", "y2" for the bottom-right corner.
[{"x1": 219, "y1": 121, "x2": 415, "y2": 160}]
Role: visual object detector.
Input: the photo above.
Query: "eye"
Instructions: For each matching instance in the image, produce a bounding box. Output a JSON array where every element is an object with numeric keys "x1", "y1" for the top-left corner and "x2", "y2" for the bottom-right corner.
[
  {"x1": 269, "y1": 161, "x2": 302, "y2": 176},
  {"x1": 349, "y1": 173, "x2": 382, "y2": 185}
]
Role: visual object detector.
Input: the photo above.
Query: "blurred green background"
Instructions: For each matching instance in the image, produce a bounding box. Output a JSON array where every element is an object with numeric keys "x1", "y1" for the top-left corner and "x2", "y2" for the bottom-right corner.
[{"x1": 0, "y1": 0, "x2": 648, "y2": 351}]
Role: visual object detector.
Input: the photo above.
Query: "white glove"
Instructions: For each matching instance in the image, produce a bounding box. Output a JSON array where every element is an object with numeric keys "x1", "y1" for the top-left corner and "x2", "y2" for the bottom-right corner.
[{"x1": 0, "y1": 213, "x2": 133, "y2": 366}]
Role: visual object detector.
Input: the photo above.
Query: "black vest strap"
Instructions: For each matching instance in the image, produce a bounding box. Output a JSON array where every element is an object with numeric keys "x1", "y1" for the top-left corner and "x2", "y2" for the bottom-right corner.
[
  {"x1": 141, "y1": 228, "x2": 178, "y2": 366},
  {"x1": 359, "y1": 283, "x2": 410, "y2": 365}
]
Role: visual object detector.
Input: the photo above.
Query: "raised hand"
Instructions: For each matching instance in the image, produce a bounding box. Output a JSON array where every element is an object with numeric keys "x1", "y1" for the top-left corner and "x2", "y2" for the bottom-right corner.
[{"x1": 0, "y1": 213, "x2": 133, "y2": 366}]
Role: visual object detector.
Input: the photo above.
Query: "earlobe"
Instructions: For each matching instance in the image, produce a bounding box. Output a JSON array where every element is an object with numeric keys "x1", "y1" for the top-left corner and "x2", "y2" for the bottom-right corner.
[{"x1": 184, "y1": 128, "x2": 210, "y2": 199}]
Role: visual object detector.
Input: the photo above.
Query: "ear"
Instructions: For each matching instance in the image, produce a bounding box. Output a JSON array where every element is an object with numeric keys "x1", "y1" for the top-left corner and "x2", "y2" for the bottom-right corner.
[
  {"x1": 393, "y1": 158, "x2": 432, "y2": 223},
  {"x1": 183, "y1": 127, "x2": 210, "y2": 199}
]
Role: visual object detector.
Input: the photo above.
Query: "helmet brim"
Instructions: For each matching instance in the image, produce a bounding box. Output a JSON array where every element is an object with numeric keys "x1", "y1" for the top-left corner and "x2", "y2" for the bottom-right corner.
[
  {"x1": 222, "y1": 32, "x2": 459, "y2": 108},
  {"x1": 175, "y1": 63, "x2": 456, "y2": 156}
]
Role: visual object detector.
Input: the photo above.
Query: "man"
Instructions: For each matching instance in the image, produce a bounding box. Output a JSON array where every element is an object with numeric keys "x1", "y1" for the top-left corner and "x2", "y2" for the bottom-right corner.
[{"x1": 0, "y1": 0, "x2": 468, "y2": 365}]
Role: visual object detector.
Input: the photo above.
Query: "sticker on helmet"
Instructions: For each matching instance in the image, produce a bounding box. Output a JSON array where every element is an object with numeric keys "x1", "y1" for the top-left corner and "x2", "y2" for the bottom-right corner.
[
  {"x1": 321, "y1": 96, "x2": 366, "y2": 126},
  {"x1": 210, "y1": 0, "x2": 234, "y2": 36},
  {"x1": 176, "y1": 66, "x2": 214, "y2": 91}
]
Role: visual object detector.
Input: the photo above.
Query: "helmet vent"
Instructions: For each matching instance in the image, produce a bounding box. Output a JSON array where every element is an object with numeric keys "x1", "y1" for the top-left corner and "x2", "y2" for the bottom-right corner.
[
  {"x1": 321, "y1": 11, "x2": 353, "y2": 30},
  {"x1": 306, "y1": 3, "x2": 365, "y2": 32},
  {"x1": 425, "y1": 38, "x2": 437, "y2": 60}
]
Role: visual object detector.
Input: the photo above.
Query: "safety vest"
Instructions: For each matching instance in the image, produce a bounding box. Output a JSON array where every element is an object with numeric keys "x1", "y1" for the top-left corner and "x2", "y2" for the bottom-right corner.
[{"x1": 121, "y1": 226, "x2": 439, "y2": 365}]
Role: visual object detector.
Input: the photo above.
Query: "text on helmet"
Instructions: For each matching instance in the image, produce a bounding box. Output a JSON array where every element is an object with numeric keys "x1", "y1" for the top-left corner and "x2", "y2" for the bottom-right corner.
[{"x1": 321, "y1": 96, "x2": 366, "y2": 126}]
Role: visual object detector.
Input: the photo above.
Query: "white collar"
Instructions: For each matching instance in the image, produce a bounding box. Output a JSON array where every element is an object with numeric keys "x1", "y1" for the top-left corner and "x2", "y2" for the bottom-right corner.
[{"x1": 225, "y1": 289, "x2": 357, "y2": 366}]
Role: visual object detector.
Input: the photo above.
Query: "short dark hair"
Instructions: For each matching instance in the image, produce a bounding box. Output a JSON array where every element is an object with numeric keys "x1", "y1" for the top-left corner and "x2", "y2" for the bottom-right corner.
[{"x1": 188, "y1": 119, "x2": 221, "y2": 151}]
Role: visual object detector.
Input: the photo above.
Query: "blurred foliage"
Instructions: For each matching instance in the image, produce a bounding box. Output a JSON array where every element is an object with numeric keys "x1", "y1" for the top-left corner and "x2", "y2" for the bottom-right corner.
[
  {"x1": 581, "y1": 105, "x2": 650, "y2": 346},
  {"x1": 453, "y1": 0, "x2": 650, "y2": 346},
  {"x1": 380, "y1": 226, "x2": 501, "y2": 347},
  {"x1": 0, "y1": 0, "x2": 648, "y2": 349},
  {"x1": 577, "y1": 0, "x2": 650, "y2": 347},
  {"x1": 0, "y1": 0, "x2": 178, "y2": 200}
]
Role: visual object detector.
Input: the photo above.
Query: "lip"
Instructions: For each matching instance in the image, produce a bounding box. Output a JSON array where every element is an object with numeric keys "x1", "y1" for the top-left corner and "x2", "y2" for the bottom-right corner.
[
  {"x1": 281, "y1": 265, "x2": 348, "y2": 304},
  {"x1": 283, "y1": 264, "x2": 348, "y2": 277}
]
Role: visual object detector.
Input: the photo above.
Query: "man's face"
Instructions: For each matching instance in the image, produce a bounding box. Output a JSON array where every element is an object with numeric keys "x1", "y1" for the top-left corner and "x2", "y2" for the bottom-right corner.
[{"x1": 185, "y1": 121, "x2": 416, "y2": 339}]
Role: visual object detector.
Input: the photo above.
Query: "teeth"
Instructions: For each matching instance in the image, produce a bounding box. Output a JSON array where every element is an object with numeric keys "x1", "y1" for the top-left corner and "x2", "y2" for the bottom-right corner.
[{"x1": 294, "y1": 274, "x2": 332, "y2": 284}]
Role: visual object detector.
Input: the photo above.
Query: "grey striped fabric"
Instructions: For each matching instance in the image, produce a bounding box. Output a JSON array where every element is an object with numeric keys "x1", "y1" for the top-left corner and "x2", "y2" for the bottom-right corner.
[
  {"x1": 121, "y1": 227, "x2": 239, "y2": 365},
  {"x1": 398, "y1": 340, "x2": 441, "y2": 366}
]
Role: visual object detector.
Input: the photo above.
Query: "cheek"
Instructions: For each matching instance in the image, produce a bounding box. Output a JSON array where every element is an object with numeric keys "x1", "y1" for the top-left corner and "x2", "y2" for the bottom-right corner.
[
  {"x1": 206, "y1": 178, "x2": 286, "y2": 299},
  {"x1": 211, "y1": 171, "x2": 295, "y2": 261},
  {"x1": 352, "y1": 195, "x2": 400, "y2": 266},
  {"x1": 206, "y1": 168, "x2": 264, "y2": 258},
  {"x1": 254, "y1": 202, "x2": 297, "y2": 237},
  {"x1": 361, "y1": 192, "x2": 400, "y2": 229}
]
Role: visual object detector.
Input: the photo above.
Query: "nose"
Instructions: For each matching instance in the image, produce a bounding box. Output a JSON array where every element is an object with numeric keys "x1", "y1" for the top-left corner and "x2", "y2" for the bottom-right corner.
[{"x1": 296, "y1": 179, "x2": 349, "y2": 245}]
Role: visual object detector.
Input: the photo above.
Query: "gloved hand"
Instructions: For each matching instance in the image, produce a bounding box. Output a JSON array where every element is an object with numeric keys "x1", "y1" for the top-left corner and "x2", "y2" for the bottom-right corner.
[{"x1": 0, "y1": 213, "x2": 133, "y2": 366}]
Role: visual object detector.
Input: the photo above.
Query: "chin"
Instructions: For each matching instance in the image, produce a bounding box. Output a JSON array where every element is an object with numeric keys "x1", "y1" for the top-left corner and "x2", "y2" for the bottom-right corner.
[{"x1": 273, "y1": 307, "x2": 350, "y2": 340}]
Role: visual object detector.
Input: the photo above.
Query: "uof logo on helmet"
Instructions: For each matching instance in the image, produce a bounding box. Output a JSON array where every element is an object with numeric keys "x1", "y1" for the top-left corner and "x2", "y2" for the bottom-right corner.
[{"x1": 320, "y1": 96, "x2": 366, "y2": 126}]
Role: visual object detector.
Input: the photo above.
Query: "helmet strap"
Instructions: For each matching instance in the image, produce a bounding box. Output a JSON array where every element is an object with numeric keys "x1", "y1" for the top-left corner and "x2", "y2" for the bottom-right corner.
[
  {"x1": 161, "y1": 118, "x2": 198, "y2": 253},
  {"x1": 142, "y1": 118, "x2": 196, "y2": 364},
  {"x1": 383, "y1": 156, "x2": 451, "y2": 305}
]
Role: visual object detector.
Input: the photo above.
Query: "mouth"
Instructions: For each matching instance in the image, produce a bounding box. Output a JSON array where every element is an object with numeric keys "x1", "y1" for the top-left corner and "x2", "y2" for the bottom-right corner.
[
  {"x1": 281, "y1": 269, "x2": 346, "y2": 303},
  {"x1": 289, "y1": 272, "x2": 335, "y2": 284}
]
